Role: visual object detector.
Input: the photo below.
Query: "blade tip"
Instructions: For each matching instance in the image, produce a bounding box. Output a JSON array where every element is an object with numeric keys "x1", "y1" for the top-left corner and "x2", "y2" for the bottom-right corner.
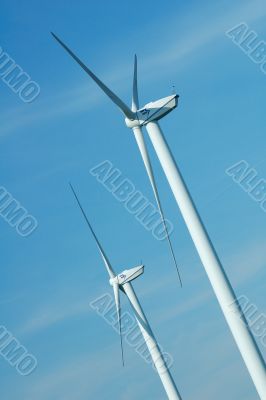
[{"x1": 51, "y1": 32, "x2": 62, "y2": 44}]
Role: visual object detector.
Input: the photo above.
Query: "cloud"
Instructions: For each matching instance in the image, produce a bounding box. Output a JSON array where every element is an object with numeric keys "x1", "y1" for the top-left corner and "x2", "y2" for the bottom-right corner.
[
  {"x1": 18, "y1": 296, "x2": 91, "y2": 335},
  {"x1": 17, "y1": 230, "x2": 265, "y2": 340},
  {"x1": 20, "y1": 345, "x2": 119, "y2": 400},
  {"x1": 17, "y1": 340, "x2": 160, "y2": 400},
  {"x1": 1, "y1": 0, "x2": 266, "y2": 138},
  {"x1": 143, "y1": 0, "x2": 266, "y2": 71},
  {"x1": 12, "y1": 237, "x2": 265, "y2": 400},
  {"x1": 143, "y1": 237, "x2": 266, "y2": 328},
  {"x1": 0, "y1": 84, "x2": 104, "y2": 138},
  {"x1": 0, "y1": 294, "x2": 24, "y2": 305},
  {"x1": 156, "y1": 289, "x2": 212, "y2": 325},
  {"x1": 17, "y1": 282, "x2": 109, "y2": 336},
  {"x1": 17, "y1": 294, "x2": 96, "y2": 335},
  {"x1": 226, "y1": 239, "x2": 266, "y2": 287}
]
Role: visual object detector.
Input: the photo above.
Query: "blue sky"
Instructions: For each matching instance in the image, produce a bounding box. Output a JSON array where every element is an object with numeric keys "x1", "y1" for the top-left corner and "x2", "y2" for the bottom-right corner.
[{"x1": 1, "y1": 0, "x2": 266, "y2": 399}]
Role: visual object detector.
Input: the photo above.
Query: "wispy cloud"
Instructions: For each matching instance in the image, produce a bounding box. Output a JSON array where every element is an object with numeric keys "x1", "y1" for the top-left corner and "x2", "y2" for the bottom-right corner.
[
  {"x1": 11, "y1": 238, "x2": 265, "y2": 400},
  {"x1": 18, "y1": 342, "x2": 155, "y2": 400},
  {"x1": 226, "y1": 239, "x2": 266, "y2": 287},
  {"x1": 0, "y1": 294, "x2": 24, "y2": 305},
  {"x1": 20, "y1": 345, "x2": 119, "y2": 400},
  {"x1": 0, "y1": 84, "x2": 103, "y2": 138},
  {"x1": 18, "y1": 236, "x2": 266, "y2": 339},
  {"x1": 142, "y1": 238, "x2": 266, "y2": 328},
  {"x1": 18, "y1": 296, "x2": 91, "y2": 335},
  {"x1": 1, "y1": 1, "x2": 266, "y2": 138},
  {"x1": 143, "y1": 0, "x2": 266, "y2": 72},
  {"x1": 156, "y1": 290, "x2": 212, "y2": 325}
]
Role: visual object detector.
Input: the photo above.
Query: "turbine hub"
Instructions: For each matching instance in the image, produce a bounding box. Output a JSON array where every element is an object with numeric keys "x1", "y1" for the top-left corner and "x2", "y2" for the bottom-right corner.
[{"x1": 125, "y1": 117, "x2": 140, "y2": 128}]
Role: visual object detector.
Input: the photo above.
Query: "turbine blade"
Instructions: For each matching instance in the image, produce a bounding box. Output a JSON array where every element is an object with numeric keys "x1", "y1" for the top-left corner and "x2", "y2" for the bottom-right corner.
[
  {"x1": 69, "y1": 183, "x2": 115, "y2": 279},
  {"x1": 113, "y1": 281, "x2": 125, "y2": 367},
  {"x1": 51, "y1": 32, "x2": 135, "y2": 120},
  {"x1": 131, "y1": 54, "x2": 139, "y2": 112},
  {"x1": 133, "y1": 127, "x2": 182, "y2": 287}
]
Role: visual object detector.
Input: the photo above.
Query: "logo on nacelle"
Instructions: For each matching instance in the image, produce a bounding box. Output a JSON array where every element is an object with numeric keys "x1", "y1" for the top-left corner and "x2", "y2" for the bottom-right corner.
[{"x1": 139, "y1": 108, "x2": 150, "y2": 116}]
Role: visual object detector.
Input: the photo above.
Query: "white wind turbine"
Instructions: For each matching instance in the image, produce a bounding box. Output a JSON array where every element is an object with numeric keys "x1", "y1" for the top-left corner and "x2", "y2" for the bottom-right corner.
[
  {"x1": 51, "y1": 34, "x2": 182, "y2": 288},
  {"x1": 52, "y1": 34, "x2": 266, "y2": 399},
  {"x1": 70, "y1": 183, "x2": 183, "y2": 400}
]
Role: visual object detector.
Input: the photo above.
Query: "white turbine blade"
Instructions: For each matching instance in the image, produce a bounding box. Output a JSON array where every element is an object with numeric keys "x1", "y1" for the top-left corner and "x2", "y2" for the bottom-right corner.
[
  {"x1": 69, "y1": 183, "x2": 115, "y2": 279},
  {"x1": 113, "y1": 281, "x2": 125, "y2": 367},
  {"x1": 133, "y1": 127, "x2": 182, "y2": 287},
  {"x1": 131, "y1": 54, "x2": 139, "y2": 112},
  {"x1": 51, "y1": 32, "x2": 135, "y2": 120}
]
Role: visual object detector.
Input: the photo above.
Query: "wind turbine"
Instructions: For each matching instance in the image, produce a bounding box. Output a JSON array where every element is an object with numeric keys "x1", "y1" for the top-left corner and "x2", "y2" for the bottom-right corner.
[
  {"x1": 51, "y1": 34, "x2": 182, "y2": 288},
  {"x1": 69, "y1": 183, "x2": 182, "y2": 400},
  {"x1": 52, "y1": 34, "x2": 266, "y2": 399}
]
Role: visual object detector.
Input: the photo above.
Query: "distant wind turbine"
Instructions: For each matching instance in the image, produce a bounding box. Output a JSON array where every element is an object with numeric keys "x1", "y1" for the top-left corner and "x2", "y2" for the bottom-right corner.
[
  {"x1": 69, "y1": 183, "x2": 183, "y2": 400},
  {"x1": 52, "y1": 34, "x2": 266, "y2": 399}
]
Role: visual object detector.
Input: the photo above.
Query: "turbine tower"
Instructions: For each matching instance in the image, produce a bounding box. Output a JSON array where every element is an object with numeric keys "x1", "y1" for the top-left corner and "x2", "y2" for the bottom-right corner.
[
  {"x1": 52, "y1": 34, "x2": 266, "y2": 399},
  {"x1": 70, "y1": 184, "x2": 182, "y2": 400}
]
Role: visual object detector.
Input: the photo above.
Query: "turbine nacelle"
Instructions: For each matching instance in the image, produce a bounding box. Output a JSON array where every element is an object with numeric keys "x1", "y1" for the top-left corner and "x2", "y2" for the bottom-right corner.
[
  {"x1": 109, "y1": 265, "x2": 144, "y2": 286},
  {"x1": 125, "y1": 94, "x2": 179, "y2": 128}
]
